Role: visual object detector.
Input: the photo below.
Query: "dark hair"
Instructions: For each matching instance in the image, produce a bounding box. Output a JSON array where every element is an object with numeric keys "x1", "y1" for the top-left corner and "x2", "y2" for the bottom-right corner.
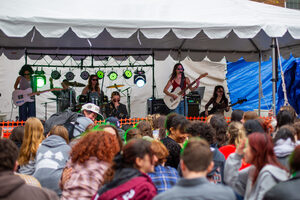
[
  {"x1": 153, "y1": 115, "x2": 167, "y2": 140},
  {"x1": 9, "y1": 126, "x2": 24, "y2": 149},
  {"x1": 243, "y1": 111, "x2": 259, "y2": 122},
  {"x1": 136, "y1": 121, "x2": 153, "y2": 138},
  {"x1": 212, "y1": 85, "x2": 228, "y2": 104},
  {"x1": 289, "y1": 145, "x2": 300, "y2": 173},
  {"x1": 111, "y1": 91, "x2": 120, "y2": 98},
  {"x1": 104, "y1": 139, "x2": 153, "y2": 183},
  {"x1": 293, "y1": 122, "x2": 300, "y2": 140},
  {"x1": 0, "y1": 139, "x2": 19, "y2": 172},
  {"x1": 231, "y1": 110, "x2": 244, "y2": 122},
  {"x1": 274, "y1": 126, "x2": 295, "y2": 144},
  {"x1": 244, "y1": 119, "x2": 265, "y2": 135},
  {"x1": 280, "y1": 106, "x2": 297, "y2": 121},
  {"x1": 185, "y1": 121, "x2": 216, "y2": 144},
  {"x1": 210, "y1": 115, "x2": 228, "y2": 147},
  {"x1": 181, "y1": 138, "x2": 213, "y2": 172},
  {"x1": 276, "y1": 110, "x2": 294, "y2": 130},
  {"x1": 18, "y1": 64, "x2": 34, "y2": 76},
  {"x1": 165, "y1": 113, "x2": 189, "y2": 134},
  {"x1": 170, "y1": 63, "x2": 183, "y2": 81},
  {"x1": 248, "y1": 132, "x2": 286, "y2": 184},
  {"x1": 88, "y1": 74, "x2": 100, "y2": 92},
  {"x1": 124, "y1": 127, "x2": 142, "y2": 143}
]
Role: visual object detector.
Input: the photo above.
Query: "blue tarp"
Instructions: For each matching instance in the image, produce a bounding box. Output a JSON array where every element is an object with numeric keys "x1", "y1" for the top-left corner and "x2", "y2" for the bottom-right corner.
[{"x1": 226, "y1": 56, "x2": 300, "y2": 114}]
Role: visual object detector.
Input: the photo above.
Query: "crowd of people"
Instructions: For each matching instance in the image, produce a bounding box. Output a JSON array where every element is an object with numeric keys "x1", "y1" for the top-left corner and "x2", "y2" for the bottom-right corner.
[{"x1": 1, "y1": 103, "x2": 300, "y2": 200}]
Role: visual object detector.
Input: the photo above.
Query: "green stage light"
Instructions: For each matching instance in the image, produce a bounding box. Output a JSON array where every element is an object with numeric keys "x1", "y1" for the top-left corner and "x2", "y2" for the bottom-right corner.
[
  {"x1": 97, "y1": 70, "x2": 104, "y2": 79},
  {"x1": 33, "y1": 69, "x2": 46, "y2": 88},
  {"x1": 108, "y1": 71, "x2": 118, "y2": 81},
  {"x1": 123, "y1": 69, "x2": 132, "y2": 79}
]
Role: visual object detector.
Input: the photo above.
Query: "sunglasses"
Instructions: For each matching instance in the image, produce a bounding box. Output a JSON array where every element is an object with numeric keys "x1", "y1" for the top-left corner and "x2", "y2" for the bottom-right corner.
[
  {"x1": 24, "y1": 73, "x2": 31, "y2": 75},
  {"x1": 92, "y1": 79, "x2": 98, "y2": 81},
  {"x1": 113, "y1": 99, "x2": 120, "y2": 102}
]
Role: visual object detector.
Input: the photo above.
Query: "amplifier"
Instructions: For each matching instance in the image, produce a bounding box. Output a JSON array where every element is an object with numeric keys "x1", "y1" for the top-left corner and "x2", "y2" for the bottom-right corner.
[{"x1": 147, "y1": 98, "x2": 170, "y2": 115}]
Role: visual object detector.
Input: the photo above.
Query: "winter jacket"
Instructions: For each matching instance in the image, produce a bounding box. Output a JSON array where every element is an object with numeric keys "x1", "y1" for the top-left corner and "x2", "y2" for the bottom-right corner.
[
  {"x1": 263, "y1": 171, "x2": 300, "y2": 200},
  {"x1": 224, "y1": 153, "x2": 288, "y2": 200},
  {"x1": 93, "y1": 168, "x2": 157, "y2": 200},
  {"x1": 274, "y1": 138, "x2": 295, "y2": 169},
  {"x1": 18, "y1": 159, "x2": 35, "y2": 175},
  {"x1": 33, "y1": 135, "x2": 71, "y2": 196},
  {"x1": 0, "y1": 171, "x2": 58, "y2": 200}
]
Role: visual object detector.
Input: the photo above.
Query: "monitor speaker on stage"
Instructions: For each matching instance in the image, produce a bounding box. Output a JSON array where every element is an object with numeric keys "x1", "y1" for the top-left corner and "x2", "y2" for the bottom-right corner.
[{"x1": 147, "y1": 98, "x2": 170, "y2": 115}]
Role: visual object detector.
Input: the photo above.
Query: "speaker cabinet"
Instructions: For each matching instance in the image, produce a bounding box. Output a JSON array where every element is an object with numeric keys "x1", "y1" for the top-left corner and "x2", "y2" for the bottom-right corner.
[
  {"x1": 147, "y1": 98, "x2": 170, "y2": 115},
  {"x1": 188, "y1": 103, "x2": 200, "y2": 117}
]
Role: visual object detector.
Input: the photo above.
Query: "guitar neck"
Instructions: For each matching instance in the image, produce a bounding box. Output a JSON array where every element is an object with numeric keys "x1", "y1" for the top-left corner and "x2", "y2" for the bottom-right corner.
[
  {"x1": 29, "y1": 88, "x2": 60, "y2": 96},
  {"x1": 178, "y1": 78, "x2": 199, "y2": 95}
]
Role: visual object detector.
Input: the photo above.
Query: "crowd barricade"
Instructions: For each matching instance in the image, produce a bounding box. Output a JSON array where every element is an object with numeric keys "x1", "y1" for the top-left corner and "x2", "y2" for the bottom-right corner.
[{"x1": 0, "y1": 117, "x2": 270, "y2": 138}]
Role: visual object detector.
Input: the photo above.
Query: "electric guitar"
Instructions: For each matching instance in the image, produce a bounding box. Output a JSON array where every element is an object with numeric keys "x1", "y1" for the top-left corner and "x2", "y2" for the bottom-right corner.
[
  {"x1": 163, "y1": 73, "x2": 208, "y2": 110},
  {"x1": 200, "y1": 98, "x2": 247, "y2": 117},
  {"x1": 12, "y1": 88, "x2": 63, "y2": 106}
]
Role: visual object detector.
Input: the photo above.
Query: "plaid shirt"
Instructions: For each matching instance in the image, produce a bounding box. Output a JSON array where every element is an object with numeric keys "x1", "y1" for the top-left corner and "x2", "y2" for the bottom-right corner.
[{"x1": 148, "y1": 165, "x2": 179, "y2": 194}]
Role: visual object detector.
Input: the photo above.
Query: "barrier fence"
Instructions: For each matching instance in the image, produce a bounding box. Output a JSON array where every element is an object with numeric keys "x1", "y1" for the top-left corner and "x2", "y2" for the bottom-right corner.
[{"x1": 0, "y1": 117, "x2": 247, "y2": 138}]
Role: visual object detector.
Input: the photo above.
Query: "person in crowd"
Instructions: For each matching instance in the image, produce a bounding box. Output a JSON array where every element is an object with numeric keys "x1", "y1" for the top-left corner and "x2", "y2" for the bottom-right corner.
[
  {"x1": 61, "y1": 131, "x2": 120, "y2": 200},
  {"x1": 204, "y1": 85, "x2": 229, "y2": 116},
  {"x1": 152, "y1": 115, "x2": 166, "y2": 140},
  {"x1": 81, "y1": 102, "x2": 101, "y2": 122},
  {"x1": 293, "y1": 121, "x2": 300, "y2": 145},
  {"x1": 154, "y1": 138, "x2": 236, "y2": 200},
  {"x1": 209, "y1": 114, "x2": 228, "y2": 148},
  {"x1": 18, "y1": 117, "x2": 44, "y2": 175},
  {"x1": 96, "y1": 123, "x2": 123, "y2": 150},
  {"x1": 14, "y1": 65, "x2": 36, "y2": 121},
  {"x1": 82, "y1": 75, "x2": 103, "y2": 105},
  {"x1": 243, "y1": 111, "x2": 259, "y2": 123},
  {"x1": 0, "y1": 138, "x2": 58, "y2": 200},
  {"x1": 163, "y1": 63, "x2": 201, "y2": 116},
  {"x1": 186, "y1": 121, "x2": 225, "y2": 184},
  {"x1": 161, "y1": 113, "x2": 189, "y2": 168},
  {"x1": 275, "y1": 109, "x2": 294, "y2": 131},
  {"x1": 148, "y1": 140, "x2": 179, "y2": 193},
  {"x1": 263, "y1": 145, "x2": 300, "y2": 200},
  {"x1": 219, "y1": 122, "x2": 250, "y2": 170},
  {"x1": 273, "y1": 125, "x2": 296, "y2": 169},
  {"x1": 124, "y1": 127, "x2": 142, "y2": 143},
  {"x1": 93, "y1": 139, "x2": 157, "y2": 200},
  {"x1": 243, "y1": 119, "x2": 265, "y2": 135},
  {"x1": 224, "y1": 132, "x2": 288, "y2": 200},
  {"x1": 33, "y1": 125, "x2": 71, "y2": 196},
  {"x1": 104, "y1": 116, "x2": 125, "y2": 140},
  {"x1": 136, "y1": 120, "x2": 153, "y2": 139},
  {"x1": 50, "y1": 78, "x2": 76, "y2": 112},
  {"x1": 9, "y1": 126, "x2": 24, "y2": 149},
  {"x1": 104, "y1": 91, "x2": 128, "y2": 119},
  {"x1": 279, "y1": 105, "x2": 297, "y2": 122},
  {"x1": 231, "y1": 109, "x2": 244, "y2": 123}
]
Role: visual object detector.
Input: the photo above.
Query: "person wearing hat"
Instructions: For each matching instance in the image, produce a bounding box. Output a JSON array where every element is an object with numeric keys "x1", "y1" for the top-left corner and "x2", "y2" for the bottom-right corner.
[
  {"x1": 81, "y1": 103, "x2": 102, "y2": 122},
  {"x1": 50, "y1": 78, "x2": 76, "y2": 112}
]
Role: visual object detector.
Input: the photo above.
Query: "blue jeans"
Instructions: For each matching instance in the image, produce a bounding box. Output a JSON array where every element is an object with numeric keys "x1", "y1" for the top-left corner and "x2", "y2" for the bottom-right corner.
[
  {"x1": 172, "y1": 99, "x2": 188, "y2": 116},
  {"x1": 19, "y1": 101, "x2": 36, "y2": 121}
]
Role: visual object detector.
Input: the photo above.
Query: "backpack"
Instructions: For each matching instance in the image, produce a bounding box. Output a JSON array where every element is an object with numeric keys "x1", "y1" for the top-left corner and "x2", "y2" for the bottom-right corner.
[{"x1": 44, "y1": 110, "x2": 83, "y2": 140}]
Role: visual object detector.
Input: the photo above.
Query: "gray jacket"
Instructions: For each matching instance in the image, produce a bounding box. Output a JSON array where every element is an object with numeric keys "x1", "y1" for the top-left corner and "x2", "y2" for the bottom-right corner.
[
  {"x1": 33, "y1": 135, "x2": 70, "y2": 196},
  {"x1": 154, "y1": 177, "x2": 236, "y2": 200},
  {"x1": 224, "y1": 153, "x2": 288, "y2": 200}
]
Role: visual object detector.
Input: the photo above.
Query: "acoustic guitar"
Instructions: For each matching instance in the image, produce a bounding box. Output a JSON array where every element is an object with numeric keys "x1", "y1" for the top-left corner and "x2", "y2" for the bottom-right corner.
[
  {"x1": 163, "y1": 73, "x2": 208, "y2": 110},
  {"x1": 12, "y1": 88, "x2": 63, "y2": 106}
]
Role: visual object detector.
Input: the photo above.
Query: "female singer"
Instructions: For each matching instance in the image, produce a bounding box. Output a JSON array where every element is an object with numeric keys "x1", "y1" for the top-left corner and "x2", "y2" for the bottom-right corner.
[{"x1": 82, "y1": 75, "x2": 102, "y2": 105}]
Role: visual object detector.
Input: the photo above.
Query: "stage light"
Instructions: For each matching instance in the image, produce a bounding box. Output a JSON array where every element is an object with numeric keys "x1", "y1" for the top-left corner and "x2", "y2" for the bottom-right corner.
[
  {"x1": 134, "y1": 69, "x2": 146, "y2": 88},
  {"x1": 123, "y1": 69, "x2": 132, "y2": 79},
  {"x1": 80, "y1": 71, "x2": 90, "y2": 80},
  {"x1": 108, "y1": 71, "x2": 118, "y2": 81},
  {"x1": 65, "y1": 71, "x2": 75, "y2": 81},
  {"x1": 97, "y1": 70, "x2": 104, "y2": 79},
  {"x1": 51, "y1": 70, "x2": 61, "y2": 80},
  {"x1": 33, "y1": 69, "x2": 46, "y2": 88}
]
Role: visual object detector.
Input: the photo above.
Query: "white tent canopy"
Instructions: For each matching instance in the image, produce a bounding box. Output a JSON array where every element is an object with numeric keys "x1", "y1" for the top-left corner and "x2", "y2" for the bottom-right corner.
[{"x1": 1, "y1": 0, "x2": 300, "y2": 62}]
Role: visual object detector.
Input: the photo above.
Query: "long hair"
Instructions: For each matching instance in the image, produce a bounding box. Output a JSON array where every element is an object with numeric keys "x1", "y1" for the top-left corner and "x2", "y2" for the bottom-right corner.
[
  {"x1": 170, "y1": 63, "x2": 183, "y2": 81},
  {"x1": 212, "y1": 85, "x2": 228, "y2": 104},
  {"x1": 18, "y1": 65, "x2": 34, "y2": 76},
  {"x1": 18, "y1": 118, "x2": 44, "y2": 165},
  {"x1": 70, "y1": 131, "x2": 120, "y2": 164},
  {"x1": 227, "y1": 122, "x2": 246, "y2": 146},
  {"x1": 88, "y1": 74, "x2": 100, "y2": 92},
  {"x1": 248, "y1": 132, "x2": 286, "y2": 185},
  {"x1": 49, "y1": 125, "x2": 69, "y2": 144}
]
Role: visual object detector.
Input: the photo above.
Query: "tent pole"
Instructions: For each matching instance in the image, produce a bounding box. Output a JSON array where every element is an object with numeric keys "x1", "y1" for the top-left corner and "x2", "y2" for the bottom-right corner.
[
  {"x1": 152, "y1": 52, "x2": 155, "y2": 99},
  {"x1": 271, "y1": 38, "x2": 277, "y2": 116},
  {"x1": 258, "y1": 51, "x2": 262, "y2": 116}
]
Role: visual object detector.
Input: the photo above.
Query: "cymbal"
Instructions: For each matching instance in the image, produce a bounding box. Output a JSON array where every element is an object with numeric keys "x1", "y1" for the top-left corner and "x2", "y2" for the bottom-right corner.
[
  {"x1": 106, "y1": 84, "x2": 125, "y2": 89},
  {"x1": 68, "y1": 81, "x2": 85, "y2": 87}
]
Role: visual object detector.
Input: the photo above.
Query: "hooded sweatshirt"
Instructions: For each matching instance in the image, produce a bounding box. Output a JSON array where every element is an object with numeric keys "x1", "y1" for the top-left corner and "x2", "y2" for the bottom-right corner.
[
  {"x1": 224, "y1": 153, "x2": 288, "y2": 200},
  {"x1": 274, "y1": 138, "x2": 295, "y2": 169},
  {"x1": 0, "y1": 171, "x2": 58, "y2": 200},
  {"x1": 33, "y1": 135, "x2": 70, "y2": 196}
]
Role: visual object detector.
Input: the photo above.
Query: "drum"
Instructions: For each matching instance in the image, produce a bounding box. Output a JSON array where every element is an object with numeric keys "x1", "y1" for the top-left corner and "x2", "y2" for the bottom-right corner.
[
  {"x1": 78, "y1": 94, "x2": 87, "y2": 104},
  {"x1": 90, "y1": 96, "x2": 100, "y2": 106}
]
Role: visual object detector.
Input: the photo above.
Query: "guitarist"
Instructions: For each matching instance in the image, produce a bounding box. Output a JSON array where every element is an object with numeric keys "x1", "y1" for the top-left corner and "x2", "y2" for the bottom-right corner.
[
  {"x1": 163, "y1": 63, "x2": 200, "y2": 116},
  {"x1": 204, "y1": 85, "x2": 229, "y2": 116},
  {"x1": 14, "y1": 65, "x2": 36, "y2": 121}
]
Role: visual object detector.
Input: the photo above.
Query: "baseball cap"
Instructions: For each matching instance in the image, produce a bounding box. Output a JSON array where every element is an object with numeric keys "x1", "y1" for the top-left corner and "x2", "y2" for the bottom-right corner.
[{"x1": 81, "y1": 103, "x2": 100, "y2": 115}]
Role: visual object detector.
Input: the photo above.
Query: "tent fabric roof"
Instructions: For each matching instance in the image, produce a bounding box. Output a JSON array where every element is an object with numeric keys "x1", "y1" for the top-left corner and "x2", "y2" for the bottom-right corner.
[{"x1": 1, "y1": 0, "x2": 300, "y2": 61}]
